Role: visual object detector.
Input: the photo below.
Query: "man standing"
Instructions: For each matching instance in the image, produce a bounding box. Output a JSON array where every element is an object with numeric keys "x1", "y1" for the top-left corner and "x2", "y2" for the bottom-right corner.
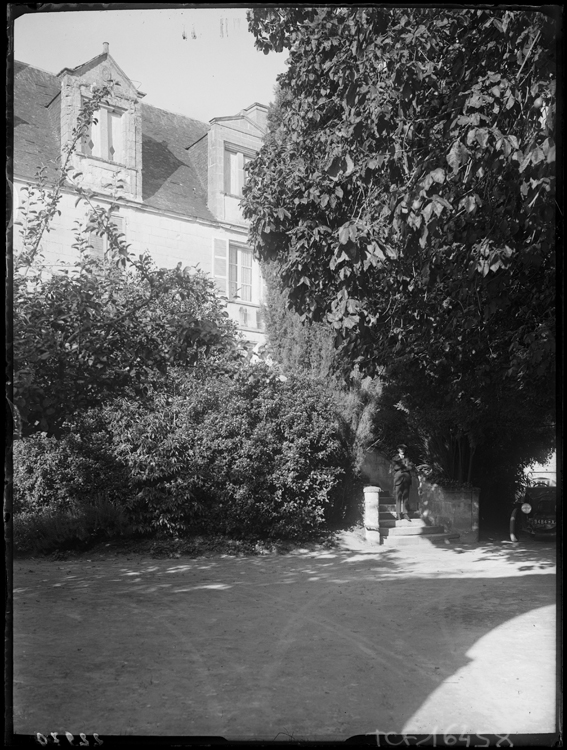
[{"x1": 391, "y1": 444, "x2": 414, "y2": 521}]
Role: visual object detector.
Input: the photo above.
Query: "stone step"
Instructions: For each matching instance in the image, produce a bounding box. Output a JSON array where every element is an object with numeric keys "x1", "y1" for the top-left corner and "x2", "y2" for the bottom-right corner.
[
  {"x1": 379, "y1": 518, "x2": 428, "y2": 529},
  {"x1": 380, "y1": 524, "x2": 447, "y2": 537},
  {"x1": 379, "y1": 509, "x2": 420, "y2": 517},
  {"x1": 380, "y1": 532, "x2": 460, "y2": 546}
]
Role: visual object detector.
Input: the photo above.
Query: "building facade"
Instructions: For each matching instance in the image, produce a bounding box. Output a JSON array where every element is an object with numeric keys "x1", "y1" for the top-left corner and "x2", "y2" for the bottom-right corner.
[{"x1": 12, "y1": 44, "x2": 267, "y2": 345}]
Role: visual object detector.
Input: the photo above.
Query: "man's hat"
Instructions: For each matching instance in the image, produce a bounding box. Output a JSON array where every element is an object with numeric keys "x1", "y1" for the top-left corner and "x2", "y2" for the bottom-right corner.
[{"x1": 396, "y1": 444, "x2": 408, "y2": 450}]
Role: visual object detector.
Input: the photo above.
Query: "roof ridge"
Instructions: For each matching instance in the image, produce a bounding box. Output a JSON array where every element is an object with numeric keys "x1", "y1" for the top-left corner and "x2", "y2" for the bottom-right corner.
[
  {"x1": 141, "y1": 100, "x2": 209, "y2": 129},
  {"x1": 14, "y1": 59, "x2": 59, "y2": 80}
]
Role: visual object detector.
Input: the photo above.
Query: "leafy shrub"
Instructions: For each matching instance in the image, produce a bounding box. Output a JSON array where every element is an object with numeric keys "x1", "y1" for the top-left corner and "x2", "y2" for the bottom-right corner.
[
  {"x1": 14, "y1": 363, "x2": 354, "y2": 550},
  {"x1": 13, "y1": 427, "x2": 132, "y2": 554},
  {"x1": 14, "y1": 417, "x2": 129, "y2": 512},
  {"x1": 14, "y1": 498, "x2": 132, "y2": 556},
  {"x1": 102, "y1": 364, "x2": 353, "y2": 539}
]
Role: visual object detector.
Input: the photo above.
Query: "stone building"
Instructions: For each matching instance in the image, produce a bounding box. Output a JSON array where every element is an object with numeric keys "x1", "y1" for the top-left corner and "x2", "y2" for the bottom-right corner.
[{"x1": 12, "y1": 43, "x2": 267, "y2": 345}]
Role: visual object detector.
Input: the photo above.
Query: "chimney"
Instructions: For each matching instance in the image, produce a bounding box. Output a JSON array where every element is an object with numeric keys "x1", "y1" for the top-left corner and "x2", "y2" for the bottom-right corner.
[{"x1": 103, "y1": 42, "x2": 109, "y2": 54}]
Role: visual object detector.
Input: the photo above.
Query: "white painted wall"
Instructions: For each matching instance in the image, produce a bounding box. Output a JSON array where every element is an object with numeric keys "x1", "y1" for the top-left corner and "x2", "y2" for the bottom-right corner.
[{"x1": 12, "y1": 179, "x2": 265, "y2": 342}]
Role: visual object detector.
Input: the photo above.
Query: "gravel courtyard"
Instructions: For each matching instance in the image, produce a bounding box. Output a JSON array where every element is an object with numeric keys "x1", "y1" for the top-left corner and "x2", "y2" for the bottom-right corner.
[{"x1": 13, "y1": 532, "x2": 558, "y2": 742}]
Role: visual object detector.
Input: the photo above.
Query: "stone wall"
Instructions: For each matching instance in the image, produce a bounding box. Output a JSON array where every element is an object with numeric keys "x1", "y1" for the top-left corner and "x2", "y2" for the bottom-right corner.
[{"x1": 418, "y1": 481, "x2": 480, "y2": 543}]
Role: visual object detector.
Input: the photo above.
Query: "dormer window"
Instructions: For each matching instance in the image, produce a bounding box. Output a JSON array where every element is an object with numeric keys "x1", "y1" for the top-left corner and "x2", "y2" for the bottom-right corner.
[
  {"x1": 81, "y1": 102, "x2": 125, "y2": 164},
  {"x1": 224, "y1": 143, "x2": 256, "y2": 198}
]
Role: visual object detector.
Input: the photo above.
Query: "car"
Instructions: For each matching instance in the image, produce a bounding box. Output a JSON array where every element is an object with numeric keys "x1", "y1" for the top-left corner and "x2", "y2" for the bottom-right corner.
[{"x1": 510, "y1": 482, "x2": 557, "y2": 542}]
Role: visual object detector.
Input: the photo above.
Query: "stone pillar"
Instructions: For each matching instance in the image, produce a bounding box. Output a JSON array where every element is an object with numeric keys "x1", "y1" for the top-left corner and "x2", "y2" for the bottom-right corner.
[{"x1": 363, "y1": 485, "x2": 382, "y2": 544}]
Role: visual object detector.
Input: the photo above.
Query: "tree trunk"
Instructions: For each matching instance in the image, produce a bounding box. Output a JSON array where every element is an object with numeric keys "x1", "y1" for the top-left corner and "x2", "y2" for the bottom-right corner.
[{"x1": 467, "y1": 441, "x2": 476, "y2": 485}]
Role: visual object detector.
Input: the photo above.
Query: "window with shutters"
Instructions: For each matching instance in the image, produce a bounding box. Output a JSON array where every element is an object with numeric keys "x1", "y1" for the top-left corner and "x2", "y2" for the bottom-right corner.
[
  {"x1": 213, "y1": 239, "x2": 253, "y2": 302},
  {"x1": 81, "y1": 102, "x2": 125, "y2": 164},
  {"x1": 229, "y1": 242, "x2": 252, "y2": 301},
  {"x1": 224, "y1": 143, "x2": 256, "y2": 198},
  {"x1": 89, "y1": 214, "x2": 125, "y2": 260}
]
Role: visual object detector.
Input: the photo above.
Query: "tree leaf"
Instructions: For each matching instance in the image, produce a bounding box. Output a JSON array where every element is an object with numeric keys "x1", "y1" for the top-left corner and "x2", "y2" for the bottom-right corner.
[
  {"x1": 446, "y1": 141, "x2": 469, "y2": 173},
  {"x1": 430, "y1": 168, "x2": 446, "y2": 183},
  {"x1": 338, "y1": 224, "x2": 351, "y2": 245},
  {"x1": 431, "y1": 194, "x2": 453, "y2": 211}
]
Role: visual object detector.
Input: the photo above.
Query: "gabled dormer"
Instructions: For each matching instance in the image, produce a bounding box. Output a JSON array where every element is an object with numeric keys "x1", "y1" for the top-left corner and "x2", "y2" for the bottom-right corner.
[
  {"x1": 56, "y1": 42, "x2": 145, "y2": 201},
  {"x1": 207, "y1": 102, "x2": 268, "y2": 225}
]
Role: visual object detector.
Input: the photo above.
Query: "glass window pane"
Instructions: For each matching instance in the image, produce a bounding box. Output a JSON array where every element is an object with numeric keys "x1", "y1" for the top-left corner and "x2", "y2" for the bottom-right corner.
[
  {"x1": 89, "y1": 109, "x2": 103, "y2": 158},
  {"x1": 240, "y1": 248, "x2": 252, "y2": 268},
  {"x1": 240, "y1": 248, "x2": 252, "y2": 301},
  {"x1": 237, "y1": 152, "x2": 245, "y2": 197},
  {"x1": 229, "y1": 151, "x2": 239, "y2": 196},
  {"x1": 241, "y1": 274, "x2": 252, "y2": 301},
  {"x1": 109, "y1": 111, "x2": 123, "y2": 163}
]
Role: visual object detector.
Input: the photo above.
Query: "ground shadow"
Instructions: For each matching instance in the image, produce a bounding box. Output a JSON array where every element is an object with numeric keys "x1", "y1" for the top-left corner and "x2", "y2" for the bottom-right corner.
[
  {"x1": 12, "y1": 542, "x2": 557, "y2": 740},
  {"x1": 425, "y1": 536, "x2": 557, "y2": 570}
]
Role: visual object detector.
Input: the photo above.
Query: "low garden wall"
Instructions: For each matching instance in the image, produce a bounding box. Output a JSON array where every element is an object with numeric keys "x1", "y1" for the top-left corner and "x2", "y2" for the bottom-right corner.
[{"x1": 418, "y1": 481, "x2": 480, "y2": 543}]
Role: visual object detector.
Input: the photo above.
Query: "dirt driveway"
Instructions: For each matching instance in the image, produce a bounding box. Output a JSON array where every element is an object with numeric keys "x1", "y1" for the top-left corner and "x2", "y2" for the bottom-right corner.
[{"x1": 12, "y1": 532, "x2": 558, "y2": 742}]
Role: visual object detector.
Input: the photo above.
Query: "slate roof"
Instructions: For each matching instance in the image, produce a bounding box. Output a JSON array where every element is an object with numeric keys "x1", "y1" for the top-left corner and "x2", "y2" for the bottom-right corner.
[
  {"x1": 13, "y1": 61, "x2": 62, "y2": 183},
  {"x1": 141, "y1": 103, "x2": 213, "y2": 221},
  {"x1": 13, "y1": 60, "x2": 216, "y2": 223}
]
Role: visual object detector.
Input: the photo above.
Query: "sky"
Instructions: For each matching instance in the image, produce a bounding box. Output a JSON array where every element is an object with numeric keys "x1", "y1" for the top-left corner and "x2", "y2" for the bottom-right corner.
[{"x1": 12, "y1": 5, "x2": 289, "y2": 123}]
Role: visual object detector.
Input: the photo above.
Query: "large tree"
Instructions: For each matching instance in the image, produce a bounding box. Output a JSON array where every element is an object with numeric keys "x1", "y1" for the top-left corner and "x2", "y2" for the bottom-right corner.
[{"x1": 243, "y1": 7, "x2": 558, "y2": 490}]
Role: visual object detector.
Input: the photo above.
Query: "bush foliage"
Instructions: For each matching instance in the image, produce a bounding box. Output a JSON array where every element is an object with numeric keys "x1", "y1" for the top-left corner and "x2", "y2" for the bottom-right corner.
[{"x1": 14, "y1": 364, "x2": 353, "y2": 553}]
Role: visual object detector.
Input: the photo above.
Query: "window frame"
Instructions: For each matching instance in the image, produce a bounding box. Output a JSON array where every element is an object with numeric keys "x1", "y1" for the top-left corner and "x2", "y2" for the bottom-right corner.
[
  {"x1": 81, "y1": 100, "x2": 126, "y2": 165},
  {"x1": 228, "y1": 240, "x2": 253, "y2": 302},
  {"x1": 223, "y1": 142, "x2": 256, "y2": 199}
]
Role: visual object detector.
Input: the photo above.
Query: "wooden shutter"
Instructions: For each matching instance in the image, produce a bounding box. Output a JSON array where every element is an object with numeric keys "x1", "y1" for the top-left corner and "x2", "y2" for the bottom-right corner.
[
  {"x1": 109, "y1": 215, "x2": 124, "y2": 255},
  {"x1": 213, "y1": 238, "x2": 228, "y2": 295},
  {"x1": 89, "y1": 214, "x2": 124, "y2": 260},
  {"x1": 110, "y1": 215, "x2": 124, "y2": 237},
  {"x1": 88, "y1": 232, "x2": 104, "y2": 259}
]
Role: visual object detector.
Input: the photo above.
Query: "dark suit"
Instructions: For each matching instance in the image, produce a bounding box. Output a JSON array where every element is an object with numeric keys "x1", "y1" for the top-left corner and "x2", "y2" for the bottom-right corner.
[{"x1": 392, "y1": 455, "x2": 413, "y2": 518}]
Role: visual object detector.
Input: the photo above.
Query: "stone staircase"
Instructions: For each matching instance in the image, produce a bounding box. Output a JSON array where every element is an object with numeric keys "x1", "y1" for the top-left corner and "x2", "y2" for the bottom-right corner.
[{"x1": 366, "y1": 488, "x2": 460, "y2": 546}]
